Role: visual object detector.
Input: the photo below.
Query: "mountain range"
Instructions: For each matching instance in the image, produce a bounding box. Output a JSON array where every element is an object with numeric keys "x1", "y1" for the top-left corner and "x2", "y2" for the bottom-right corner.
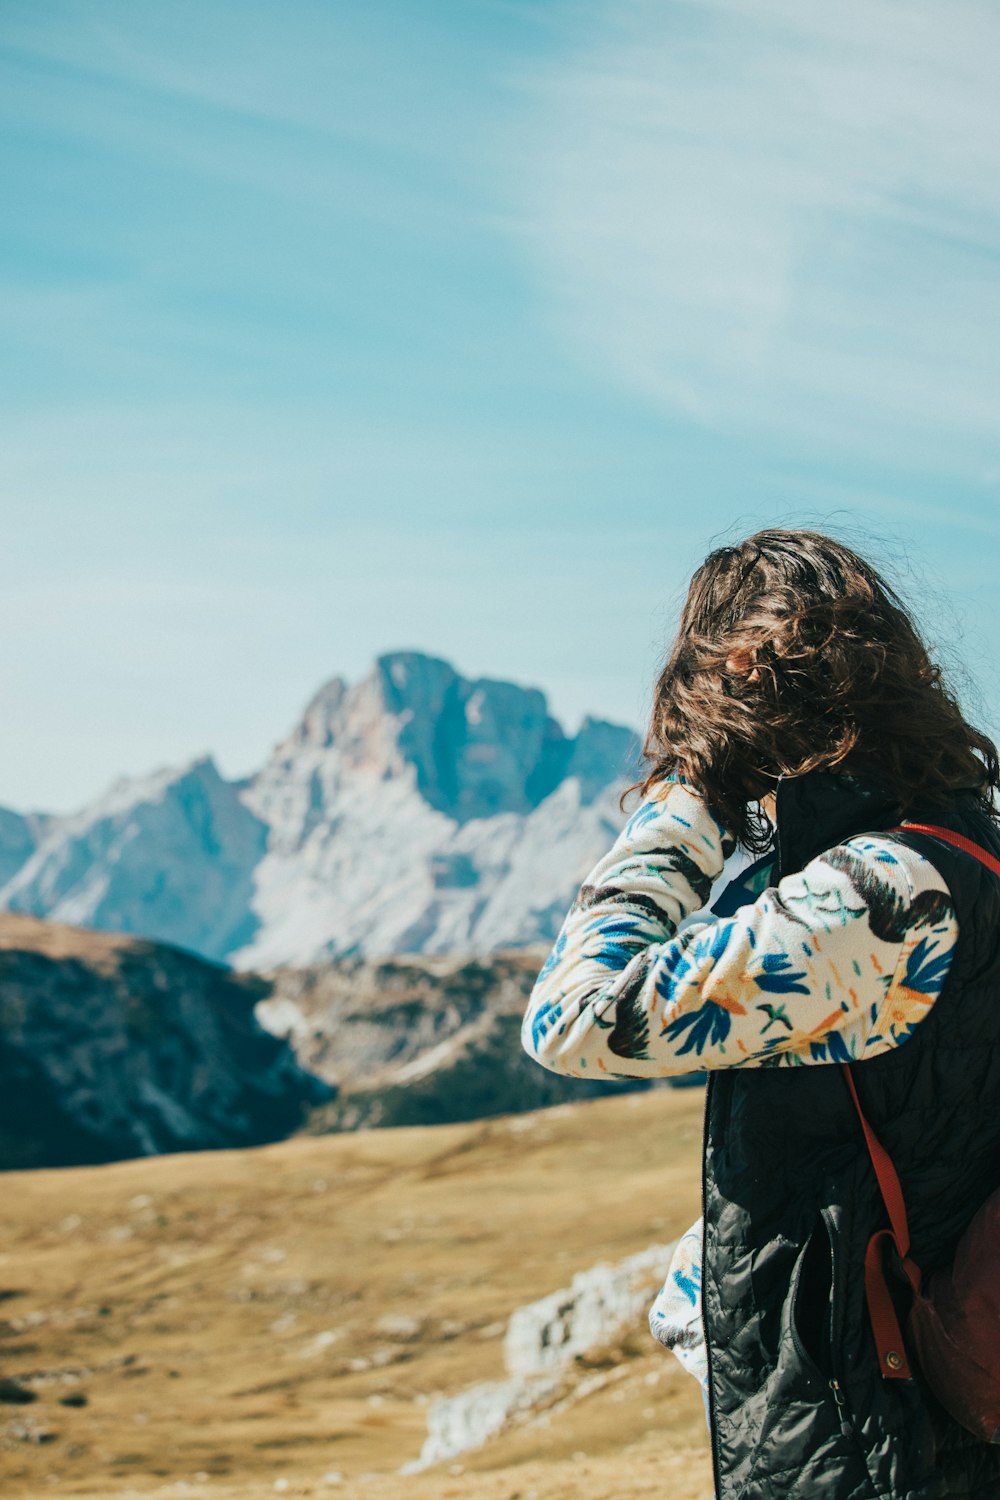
[
  {"x1": 0, "y1": 652, "x2": 644, "y2": 969},
  {"x1": 0, "y1": 913, "x2": 651, "y2": 1170}
]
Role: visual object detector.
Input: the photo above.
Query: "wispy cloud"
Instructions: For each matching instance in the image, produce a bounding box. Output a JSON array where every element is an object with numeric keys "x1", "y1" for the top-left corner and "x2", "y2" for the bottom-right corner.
[{"x1": 508, "y1": 0, "x2": 1000, "y2": 473}]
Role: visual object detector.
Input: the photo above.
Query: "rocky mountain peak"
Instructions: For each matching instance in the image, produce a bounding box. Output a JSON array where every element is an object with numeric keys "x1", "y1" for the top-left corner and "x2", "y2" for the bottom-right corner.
[
  {"x1": 567, "y1": 716, "x2": 645, "y2": 803},
  {"x1": 1, "y1": 753, "x2": 267, "y2": 964},
  {"x1": 288, "y1": 676, "x2": 349, "y2": 749},
  {"x1": 0, "y1": 650, "x2": 647, "y2": 968},
  {"x1": 261, "y1": 649, "x2": 626, "y2": 825},
  {"x1": 364, "y1": 649, "x2": 641, "y2": 823}
]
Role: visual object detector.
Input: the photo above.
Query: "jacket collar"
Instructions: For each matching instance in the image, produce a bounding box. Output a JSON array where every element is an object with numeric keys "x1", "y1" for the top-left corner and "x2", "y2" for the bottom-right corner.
[{"x1": 774, "y1": 769, "x2": 906, "y2": 880}]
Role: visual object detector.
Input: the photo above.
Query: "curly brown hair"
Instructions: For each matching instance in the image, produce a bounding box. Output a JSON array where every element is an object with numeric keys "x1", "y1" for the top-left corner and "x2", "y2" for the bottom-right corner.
[{"x1": 623, "y1": 528, "x2": 1000, "y2": 850}]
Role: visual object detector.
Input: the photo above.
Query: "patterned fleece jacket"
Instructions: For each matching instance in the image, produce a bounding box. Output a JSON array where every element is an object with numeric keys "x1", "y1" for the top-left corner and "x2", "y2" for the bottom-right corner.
[{"x1": 520, "y1": 776, "x2": 958, "y2": 1394}]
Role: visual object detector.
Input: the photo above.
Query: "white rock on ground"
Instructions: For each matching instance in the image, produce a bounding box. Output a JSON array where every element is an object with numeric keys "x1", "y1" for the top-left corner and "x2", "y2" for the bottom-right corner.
[
  {"x1": 503, "y1": 1243, "x2": 676, "y2": 1377},
  {"x1": 403, "y1": 1240, "x2": 676, "y2": 1471}
]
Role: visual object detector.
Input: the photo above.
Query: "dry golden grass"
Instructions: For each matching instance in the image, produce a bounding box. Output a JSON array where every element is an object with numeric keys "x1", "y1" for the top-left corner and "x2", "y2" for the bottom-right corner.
[
  {"x1": 1, "y1": 1087, "x2": 712, "y2": 1499},
  {"x1": 0, "y1": 912, "x2": 134, "y2": 968}
]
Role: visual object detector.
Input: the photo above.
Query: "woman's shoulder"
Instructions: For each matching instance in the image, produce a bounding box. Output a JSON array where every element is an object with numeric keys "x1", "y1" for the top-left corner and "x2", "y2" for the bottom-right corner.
[{"x1": 824, "y1": 829, "x2": 954, "y2": 902}]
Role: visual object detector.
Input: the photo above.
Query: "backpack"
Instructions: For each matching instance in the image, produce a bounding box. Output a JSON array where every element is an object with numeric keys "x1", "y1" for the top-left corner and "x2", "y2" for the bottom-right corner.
[{"x1": 844, "y1": 821, "x2": 1000, "y2": 1444}]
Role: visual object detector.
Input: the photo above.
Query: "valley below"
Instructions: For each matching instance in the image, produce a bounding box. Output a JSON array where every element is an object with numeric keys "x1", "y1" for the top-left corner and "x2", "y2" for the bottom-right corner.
[{"x1": 1, "y1": 1087, "x2": 711, "y2": 1500}]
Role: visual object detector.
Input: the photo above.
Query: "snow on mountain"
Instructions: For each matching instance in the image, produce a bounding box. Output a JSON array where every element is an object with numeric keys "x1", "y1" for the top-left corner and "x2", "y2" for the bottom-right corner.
[
  {"x1": 0, "y1": 757, "x2": 268, "y2": 963},
  {"x1": 0, "y1": 805, "x2": 50, "y2": 888},
  {"x1": 0, "y1": 652, "x2": 644, "y2": 969}
]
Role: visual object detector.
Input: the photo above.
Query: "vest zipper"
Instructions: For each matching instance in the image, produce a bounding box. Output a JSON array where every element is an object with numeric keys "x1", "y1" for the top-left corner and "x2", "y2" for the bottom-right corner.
[
  {"x1": 701, "y1": 1077, "x2": 723, "y2": 1500},
  {"x1": 823, "y1": 1212, "x2": 878, "y2": 1491},
  {"x1": 830, "y1": 1372, "x2": 878, "y2": 1491},
  {"x1": 829, "y1": 1377, "x2": 853, "y2": 1439},
  {"x1": 822, "y1": 1205, "x2": 857, "y2": 1442}
]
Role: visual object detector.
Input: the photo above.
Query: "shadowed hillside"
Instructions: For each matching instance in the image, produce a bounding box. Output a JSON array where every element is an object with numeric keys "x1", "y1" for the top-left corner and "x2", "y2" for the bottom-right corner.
[
  {"x1": 0, "y1": 1088, "x2": 711, "y2": 1499},
  {"x1": 0, "y1": 913, "x2": 331, "y2": 1169},
  {"x1": 0, "y1": 913, "x2": 658, "y2": 1170}
]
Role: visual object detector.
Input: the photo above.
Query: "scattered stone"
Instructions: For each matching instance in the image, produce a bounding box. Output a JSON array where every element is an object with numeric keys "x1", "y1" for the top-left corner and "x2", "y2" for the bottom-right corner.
[
  {"x1": 373, "y1": 1313, "x2": 421, "y2": 1341},
  {"x1": 58, "y1": 1392, "x2": 88, "y2": 1407},
  {"x1": 9, "y1": 1309, "x2": 48, "y2": 1330},
  {"x1": 371, "y1": 1347, "x2": 405, "y2": 1368},
  {"x1": 300, "y1": 1328, "x2": 343, "y2": 1358},
  {"x1": 8, "y1": 1416, "x2": 57, "y2": 1442}
]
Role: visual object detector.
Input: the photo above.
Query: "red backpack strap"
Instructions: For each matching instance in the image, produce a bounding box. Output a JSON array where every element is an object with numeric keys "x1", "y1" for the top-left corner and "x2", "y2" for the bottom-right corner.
[
  {"x1": 889, "y1": 822, "x2": 1000, "y2": 879},
  {"x1": 841, "y1": 1065, "x2": 923, "y2": 1379}
]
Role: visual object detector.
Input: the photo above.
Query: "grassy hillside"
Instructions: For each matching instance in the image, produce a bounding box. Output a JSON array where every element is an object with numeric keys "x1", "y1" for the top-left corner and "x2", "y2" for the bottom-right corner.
[{"x1": 1, "y1": 1088, "x2": 711, "y2": 1499}]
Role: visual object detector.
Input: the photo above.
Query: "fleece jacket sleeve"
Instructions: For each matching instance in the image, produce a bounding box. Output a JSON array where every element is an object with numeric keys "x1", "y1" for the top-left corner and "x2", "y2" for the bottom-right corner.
[{"x1": 521, "y1": 780, "x2": 957, "y2": 1080}]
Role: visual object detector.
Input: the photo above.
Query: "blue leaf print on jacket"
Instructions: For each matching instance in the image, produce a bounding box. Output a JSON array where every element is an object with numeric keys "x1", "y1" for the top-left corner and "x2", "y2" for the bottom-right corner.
[
  {"x1": 535, "y1": 926, "x2": 568, "y2": 985},
  {"x1": 528, "y1": 997, "x2": 563, "y2": 1053},
  {"x1": 902, "y1": 935, "x2": 951, "y2": 998},
  {"x1": 823, "y1": 1029, "x2": 856, "y2": 1063},
  {"x1": 622, "y1": 794, "x2": 682, "y2": 839},
  {"x1": 662, "y1": 1000, "x2": 736, "y2": 1057},
  {"x1": 652, "y1": 940, "x2": 699, "y2": 1001},
  {"x1": 691, "y1": 919, "x2": 737, "y2": 967},
  {"x1": 673, "y1": 1261, "x2": 702, "y2": 1306},
  {"x1": 649, "y1": 922, "x2": 732, "y2": 1012},
  {"x1": 753, "y1": 952, "x2": 810, "y2": 995},
  {"x1": 583, "y1": 913, "x2": 653, "y2": 969}
]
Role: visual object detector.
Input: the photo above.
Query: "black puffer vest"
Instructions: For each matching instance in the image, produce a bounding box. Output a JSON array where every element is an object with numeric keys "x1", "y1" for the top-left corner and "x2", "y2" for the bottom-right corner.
[{"x1": 703, "y1": 770, "x2": 1000, "y2": 1500}]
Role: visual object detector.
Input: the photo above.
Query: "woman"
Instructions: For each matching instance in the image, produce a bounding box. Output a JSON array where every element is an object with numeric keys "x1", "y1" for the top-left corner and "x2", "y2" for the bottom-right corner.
[{"x1": 521, "y1": 529, "x2": 1000, "y2": 1500}]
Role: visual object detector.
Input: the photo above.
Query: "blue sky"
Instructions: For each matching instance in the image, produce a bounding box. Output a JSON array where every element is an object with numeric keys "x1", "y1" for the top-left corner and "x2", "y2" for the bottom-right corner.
[{"x1": 3, "y1": 0, "x2": 1000, "y2": 813}]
